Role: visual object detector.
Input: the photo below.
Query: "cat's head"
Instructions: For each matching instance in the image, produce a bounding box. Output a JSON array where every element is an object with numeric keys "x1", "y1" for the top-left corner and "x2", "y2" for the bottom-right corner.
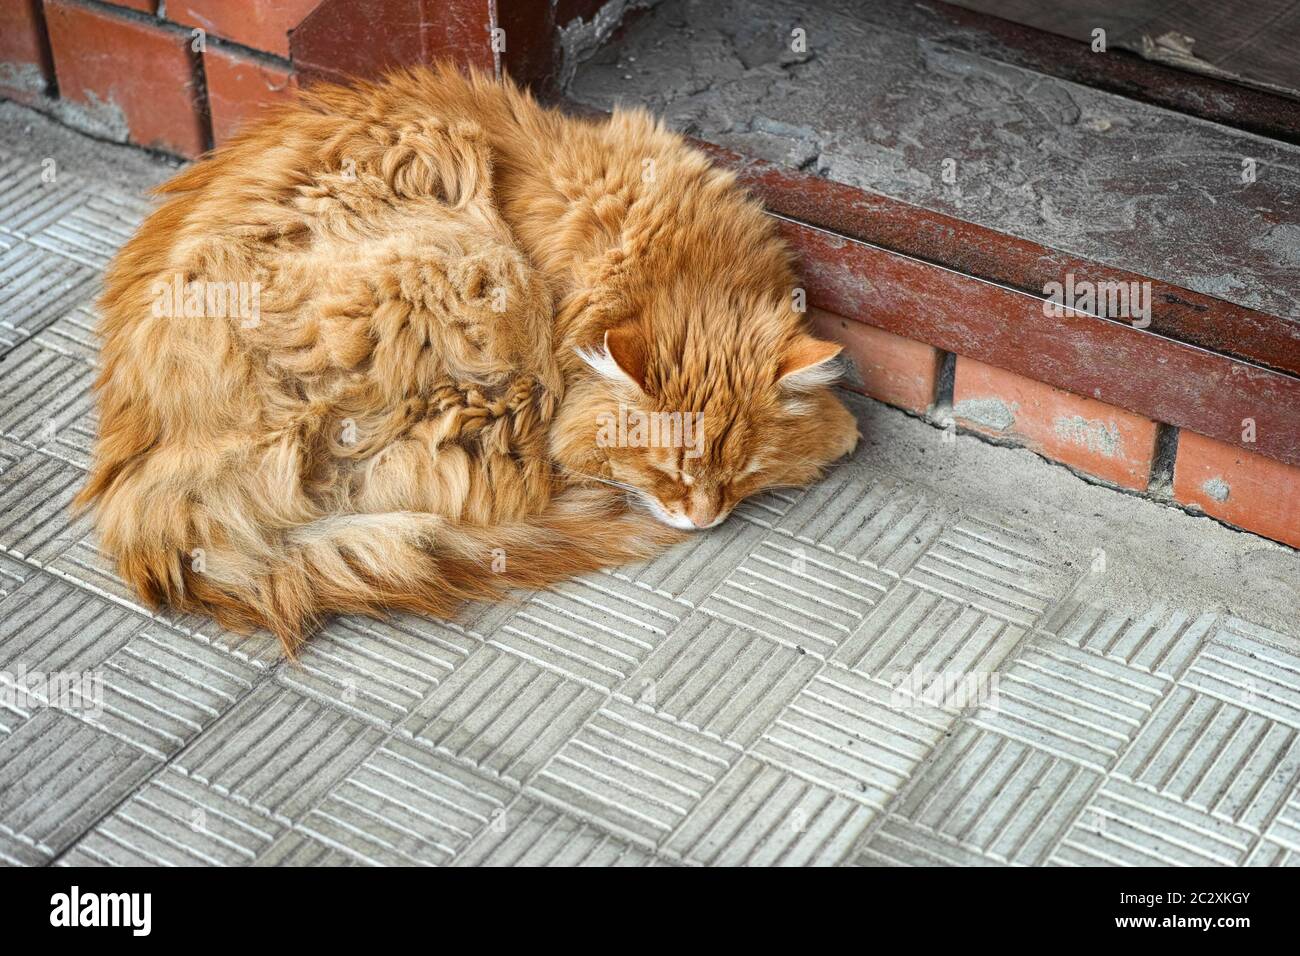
[{"x1": 552, "y1": 308, "x2": 860, "y2": 530}]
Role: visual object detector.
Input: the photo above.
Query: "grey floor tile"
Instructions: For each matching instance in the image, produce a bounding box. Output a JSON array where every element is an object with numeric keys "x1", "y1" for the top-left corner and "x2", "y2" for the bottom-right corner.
[
  {"x1": 665, "y1": 756, "x2": 876, "y2": 866},
  {"x1": 253, "y1": 829, "x2": 364, "y2": 866},
  {"x1": 904, "y1": 514, "x2": 1077, "y2": 628},
  {"x1": 58, "y1": 767, "x2": 283, "y2": 866},
  {"x1": 0, "y1": 242, "x2": 99, "y2": 350},
  {"x1": 530, "y1": 699, "x2": 736, "y2": 848},
  {"x1": 835, "y1": 581, "x2": 1027, "y2": 688},
  {"x1": 969, "y1": 636, "x2": 1167, "y2": 772},
  {"x1": 0, "y1": 447, "x2": 89, "y2": 565},
  {"x1": 774, "y1": 469, "x2": 948, "y2": 576},
  {"x1": 279, "y1": 613, "x2": 477, "y2": 729},
  {"x1": 853, "y1": 816, "x2": 1009, "y2": 867},
  {"x1": 612, "y1": 514, "x2": 767, "y2": 607},
  {"x1": 400, "y1": 643, "x2": 603, "y2": 785},
  {"x1": 880, "y1": 723, "x2": 1100, "y2": 865},
  {"x1": 490, "y1": 573, "x2": 686, "y2": 691},
  {"x1": 174, "y1": 682, "x2": 385, "y2": 826},
  {"x1": 1247, "y1": 791, "x2": 1300, "y2": 866},
  {"x1": 1042, "y1": 602, "x2": 1213, "y2": 681},
  {"x1": 1116, "y1": 685, "x2": 1300, "y2": 833},
  {"x1": 77, "y1": 625, "x2": 263, "y2": 759},
  {"x1": 297, "y1": 740, "x2": 516, "y2": 865},
  {"x1": 0, "y1": 709, "x2": 159, "y2": 865},
  {"x1": 0, "y1": 341, "x2": 94, "y2": 453},
  {"x1": 698, "y1": 535, "x2": 893, "y2": 660},
  {"x1": 1182, "y1": 618, "x2": 1300, "y2": 729},
  {"x1": 0, "y1": 570, "x2": 149, "y2": 674},
  {"x1": 30, "y1": 304, "x2": 100, "y2": 364},
  {"x1": 752, "y1": 665, "x2": 952, "y2": 809},
  {"x1": 619, "y1": 613, "x2": 820, "y2": 748},
  {"x1": 1053, "y1": 779, "x2": 1256, "y2": 866},
  {"x1": 456, "y1": 797, "x2": 663, "y2": 866}
]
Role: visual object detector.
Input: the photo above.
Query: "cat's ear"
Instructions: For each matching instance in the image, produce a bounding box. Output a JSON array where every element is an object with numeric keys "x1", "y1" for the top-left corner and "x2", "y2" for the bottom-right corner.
[
  {"x1": 577, "y1": 326, "x2": 651, "y2": 393},
  {"x1": 778, "y1": 335, "x2": 842, "y2": 391}
]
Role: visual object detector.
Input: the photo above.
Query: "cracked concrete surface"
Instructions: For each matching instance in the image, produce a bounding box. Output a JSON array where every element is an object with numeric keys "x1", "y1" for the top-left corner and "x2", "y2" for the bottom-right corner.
[
  {"x1": 568, "y1": 0, "x2": 1300, "y2": 319},
  {"x1": 2, "y1": 99, "x2": 1300, "y2": 867}
]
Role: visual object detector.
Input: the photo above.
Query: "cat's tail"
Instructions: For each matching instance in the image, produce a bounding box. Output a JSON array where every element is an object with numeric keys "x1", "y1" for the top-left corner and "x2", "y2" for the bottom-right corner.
[{"x1": 172, "y1": 488, "x2": 686, "y2": 656}]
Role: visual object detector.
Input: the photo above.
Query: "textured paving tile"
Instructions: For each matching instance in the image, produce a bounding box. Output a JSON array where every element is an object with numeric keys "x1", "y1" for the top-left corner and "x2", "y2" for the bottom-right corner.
[
  {"x1": 0, "y1": 242, "x2": 99, "y2": 350},
  {"x1": 0, "y1": 447, "x2": 89, "y2": 565},
  {"x1": 24, "y1": 189, "x2": 148, "y2": 270},
  {"x1": 0, "y1": 550, "x2": 31, "y2": 598},
  {"x1": 173, "y1": 683, "x2": 385, "y2": 826},
  {"x1": 698, "y1": 535, "x2": 893, "y2": 660},
  {"x1": 664, "y1": 756, "x2": 876, "y2": 865},
  {"x1": 1041, "y1": 602, "x2": 1212, "y2": 680},
  {"x1": 612, "y1": 515, "x2": 767, "y2": 607},
  {"x1": 853, "y1": 816, "x2": 1008, "y2": 866},
  {"x1": 530, "y1": 699, "x2": 736, "y2": 848},
  {"x1": 1053, "y1": 779, "x2": 1257, "y2": 866},
  {"x1": 253, "y1": 830, "x2": 364, "y2": 866},
  {"x1": 0, "y1": 710, "x2": 159, "y2": 865},
  {"x1": 490, "y1": 574, "x2": 686, "y2": 691},
  {"x1": 456, "y1": 798, "x2": 663, "y2": 866},
  {"x1": 0, "y1": 342, "x2": 95, "y2": 452},
  {"x1": 58, "y1": 767, "x2": 282, "y2": 866},
  {"x1": 0, "y1": 156, "x2": 87, "y2": 237},
  {"x1": 79, "y1": 626, "x2": 263, "y2": 760},
  {"x1": 835, "y1": 581, "x2": 1027, "y2": 690},
  {"x1": 1115, "y1": 685, "x2": 1300, "y2": 834},
  {"x1": 1182, "y1": 618, "x2": 1300, "y2": 729},
  {"x1": 773, "y1": 470, "x2": 947, "y2": 576},
  {"x1": 752, "y1": 665, "x2": 951, "y2": 808},
  {"x1": 0, "y1": 570, "x2": 149, "y2": 675},
  {"x1": 869, "y1": 724, "x2": 1100, "y2": 865},
  {"x1": 279, "y1": 613, "x2": 477, "y2": 729},
  {"x1": 30, "y1": 304, "x2": 100, "y2": 364},
  {"x1": 297, "y1": 740, "x2": 515, "y2": 865},
  {"x1": 968, "y1": 636, "x2": 1167, "y2": 772},
  {"x1": 1248, "y1": 791, "x2": 1300, "y2": 866},
  {"x1": 904, "y1": 514, "x2": 1075, "y2": 628},
  {"x1": 400, "y1": 644, "x2": 603, "y2": 784},
  {"x1": 619, "y1": 613, "x2": 820, "y2": 748}
]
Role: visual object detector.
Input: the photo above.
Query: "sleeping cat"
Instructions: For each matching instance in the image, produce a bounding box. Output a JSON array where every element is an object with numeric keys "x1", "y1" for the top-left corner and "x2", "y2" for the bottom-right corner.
[{"x1": 77, "y1": 64, "x2": 860, "y2": 653}]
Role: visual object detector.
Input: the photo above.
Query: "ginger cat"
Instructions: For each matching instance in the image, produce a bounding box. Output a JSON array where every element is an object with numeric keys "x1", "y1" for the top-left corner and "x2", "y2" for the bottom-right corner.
[{"x1": 77, "y1": 64, "x2": 859, "y2": 653}]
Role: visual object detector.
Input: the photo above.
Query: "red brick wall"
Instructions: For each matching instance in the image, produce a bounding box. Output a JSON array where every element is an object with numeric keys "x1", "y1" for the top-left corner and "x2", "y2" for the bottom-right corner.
[
  {"x1": 0, "y1": 0, "x2": 56, "y2": 104},
  {"x1": 2, "y1": 0, "x2": 609, "y2": 153},
  {"x1": 814, "y1": 314, "x2": 1299, "y2": 548}
]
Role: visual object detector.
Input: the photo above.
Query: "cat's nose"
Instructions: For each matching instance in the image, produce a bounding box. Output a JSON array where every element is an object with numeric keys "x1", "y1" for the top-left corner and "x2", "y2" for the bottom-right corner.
[{"x1": 686, "y1": 494, "x2": 724, "y2": 529}]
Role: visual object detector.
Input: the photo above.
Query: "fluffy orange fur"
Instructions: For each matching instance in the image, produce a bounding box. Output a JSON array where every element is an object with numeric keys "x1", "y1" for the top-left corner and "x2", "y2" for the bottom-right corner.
[{"x1": 77, "y1": 64, "x2": 859, "y2": 654}]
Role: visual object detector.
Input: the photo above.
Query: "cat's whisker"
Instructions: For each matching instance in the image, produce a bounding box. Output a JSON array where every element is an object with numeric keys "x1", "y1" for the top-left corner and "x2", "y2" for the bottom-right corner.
[{"x1": 564, "y1": 470, "x2": 640, "y2": 494}]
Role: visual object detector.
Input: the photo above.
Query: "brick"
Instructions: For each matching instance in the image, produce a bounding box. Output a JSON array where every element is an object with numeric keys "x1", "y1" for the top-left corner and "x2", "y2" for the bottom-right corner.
[
  {"x1": 953, "y1": 356, "x2": 1158, "y2": 491},
  {"x1": 44, "y1": 0, "x2": 206, "y2": 158},
  {"x1": 810, "y1": 308, "x2": 941, "y2": 415},
  {"x1": 1173, "y1": 430, "x2": 1300, "y2": 549},
  {"x1": 0, "y1": 0, "x2": 55, "y2": 103},
  {"x1": 292, "y1": 0, "x2": 493, "y2": 86},
  {"x1": 203, "y1": 45, "x2": 296, "y2": 146},
  {"x1": 104, "y1": 1, "x2": 156, "y2": 12},
  {"x1": 169, "y1": 0, "x2": 320, "y2": 58}
]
